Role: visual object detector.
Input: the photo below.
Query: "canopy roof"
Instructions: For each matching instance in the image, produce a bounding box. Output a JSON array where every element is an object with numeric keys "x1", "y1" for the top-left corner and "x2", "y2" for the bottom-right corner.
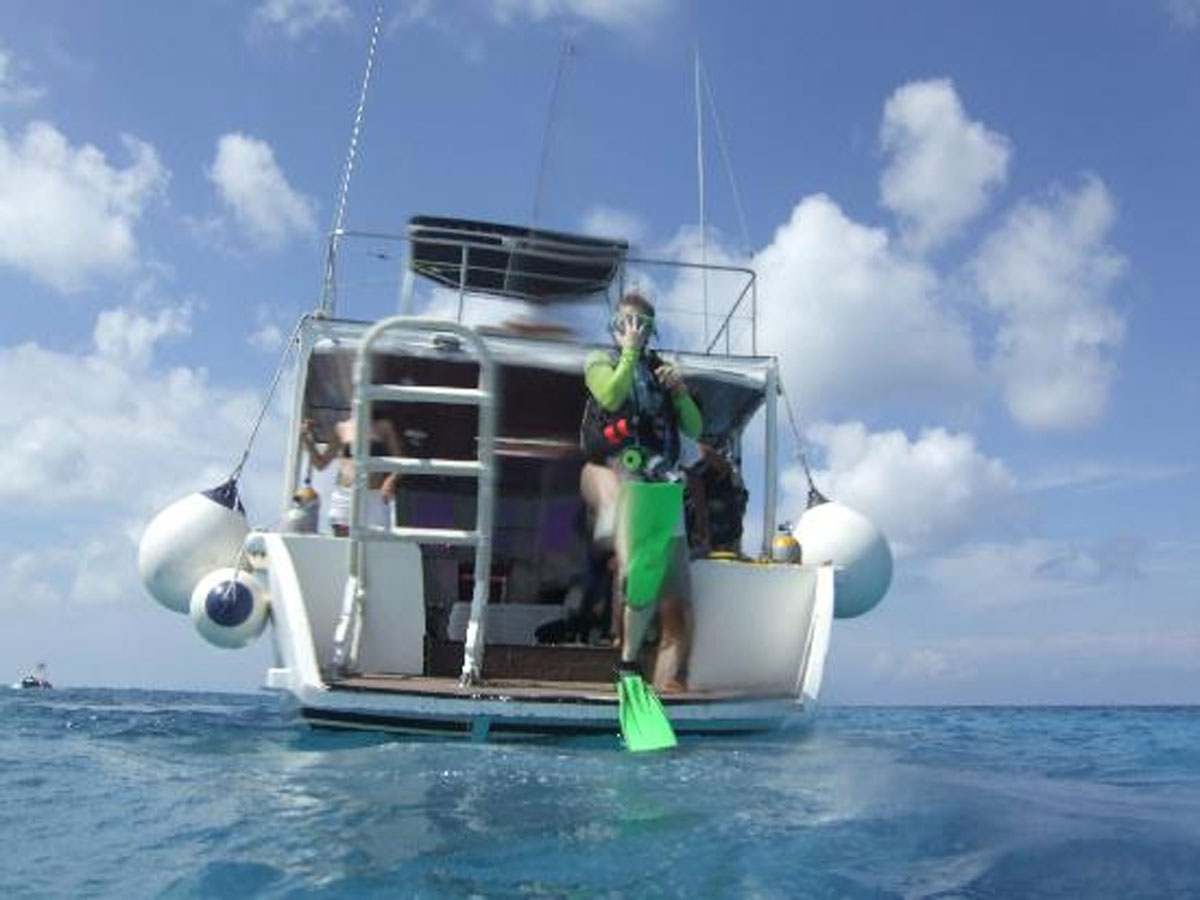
[{"x1": 407, "y1": 216, "x2": 628, "y2": 304}]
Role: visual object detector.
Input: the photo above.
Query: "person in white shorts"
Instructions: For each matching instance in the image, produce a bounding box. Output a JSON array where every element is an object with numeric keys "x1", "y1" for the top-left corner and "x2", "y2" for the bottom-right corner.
[{"x1": 302, "y1": 414, "x2": 401, "y2": 536}]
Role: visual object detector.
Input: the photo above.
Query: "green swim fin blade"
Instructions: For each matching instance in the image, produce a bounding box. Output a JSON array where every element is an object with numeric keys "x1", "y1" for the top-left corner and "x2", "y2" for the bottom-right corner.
[{"x1": 618, "y1": 672, "x2": 677, "y2": 753}]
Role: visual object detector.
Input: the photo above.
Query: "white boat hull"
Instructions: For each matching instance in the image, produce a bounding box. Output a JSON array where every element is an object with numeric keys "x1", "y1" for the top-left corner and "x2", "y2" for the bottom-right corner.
[
  {"x1": 250, "y1": 532, "x2": 834, "y2": 741},
  {"x1": 292, "y1": 683, "x2": 809, "y2": 739}
]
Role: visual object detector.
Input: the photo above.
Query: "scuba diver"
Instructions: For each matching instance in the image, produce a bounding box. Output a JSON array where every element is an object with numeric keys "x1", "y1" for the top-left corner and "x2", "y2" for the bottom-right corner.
[{"x1": 580, "y1": 290, "x2": 702, "y2": 749}]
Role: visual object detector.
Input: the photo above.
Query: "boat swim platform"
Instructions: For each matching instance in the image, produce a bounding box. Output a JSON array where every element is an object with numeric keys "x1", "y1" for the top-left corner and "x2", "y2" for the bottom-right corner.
[
  {"x1": 304, "y1": 672, "x2": 802, "y2": 738},
  {"x1": 325, "y1": 672, "x2": 793, "y2": 706}
]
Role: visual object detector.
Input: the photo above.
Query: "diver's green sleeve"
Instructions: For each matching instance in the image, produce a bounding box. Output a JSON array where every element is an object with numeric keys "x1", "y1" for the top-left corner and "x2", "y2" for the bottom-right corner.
[
  {"x1": 585, "y1": 347, "x2": 639, "y2": 411},
  {"x1": 674, "y1": 392, "x2": 702, "y2": 439}
]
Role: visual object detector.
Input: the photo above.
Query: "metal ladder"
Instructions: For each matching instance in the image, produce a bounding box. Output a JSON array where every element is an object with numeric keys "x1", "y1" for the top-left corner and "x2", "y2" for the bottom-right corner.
[{"x1": 330, "y1": 317, "x2": 497, "y2": 684}]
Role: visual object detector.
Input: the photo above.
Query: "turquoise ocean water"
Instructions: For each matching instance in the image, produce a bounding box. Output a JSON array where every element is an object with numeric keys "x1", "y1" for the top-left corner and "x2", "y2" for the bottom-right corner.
[{"x1": 2, "y1": 690, "x2": 1198, "y2": 898}]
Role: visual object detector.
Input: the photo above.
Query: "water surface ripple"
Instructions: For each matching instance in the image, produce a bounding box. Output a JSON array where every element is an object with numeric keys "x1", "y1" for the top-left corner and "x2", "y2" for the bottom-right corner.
[{"x1": 2, "y1": 691, "x2": 1198, "y2": 898}]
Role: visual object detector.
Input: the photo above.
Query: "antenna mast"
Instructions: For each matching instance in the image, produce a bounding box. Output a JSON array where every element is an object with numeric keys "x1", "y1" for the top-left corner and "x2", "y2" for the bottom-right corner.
[{"x1": 320, "y1": 1, "x2": 384, "y2": 315}]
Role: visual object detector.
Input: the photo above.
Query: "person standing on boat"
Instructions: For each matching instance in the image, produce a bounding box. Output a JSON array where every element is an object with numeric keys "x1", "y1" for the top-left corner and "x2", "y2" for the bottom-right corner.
[
  {"x1": 302, "y1": 414, "x2": 401, "y2": 537},
  {"x1": 580, "y1": 290, "x2": 702, "y2": 691},
  {"x1": 685, "y1": 440, "x2": 748, "y2": 556}
]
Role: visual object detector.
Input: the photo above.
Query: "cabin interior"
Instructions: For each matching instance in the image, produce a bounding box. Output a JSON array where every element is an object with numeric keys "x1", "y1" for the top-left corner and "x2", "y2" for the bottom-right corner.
[{"x1": 301, "y1": 334, "x2": 764, "y2": 684}]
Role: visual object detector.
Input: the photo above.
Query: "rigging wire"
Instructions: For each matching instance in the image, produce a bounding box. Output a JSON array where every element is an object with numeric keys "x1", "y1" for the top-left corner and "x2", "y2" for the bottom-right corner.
[
  {"x1": 695, "y1": 46, "x2": 709, "y2": 348},
  {"x1": 322, "y1": 1, "x2": 385, "y2": 311},
  {"x1": 240, "y1": 7, "x2": 384, "y2": 494},
  {"x1": 531, "y1": 39, "x2": 575, "y2": 226},
  {"x1": 696, "y1": 52, "x2": 757, "y2": 355},
  {"x1": 700, "y1": 63, "x2": 753, "y2": 258}
]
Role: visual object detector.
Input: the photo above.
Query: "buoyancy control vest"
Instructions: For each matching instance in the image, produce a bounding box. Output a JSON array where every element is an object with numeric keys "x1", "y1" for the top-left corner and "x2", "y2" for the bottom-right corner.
[{"x1": 581, "y1": 349, "x2": 680, "y2": 469}]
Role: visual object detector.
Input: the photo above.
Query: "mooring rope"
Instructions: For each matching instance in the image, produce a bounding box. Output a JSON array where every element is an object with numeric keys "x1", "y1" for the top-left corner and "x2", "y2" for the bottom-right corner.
[{"x1": 778, "y1": 378, "x2": 828, "y2": 506}]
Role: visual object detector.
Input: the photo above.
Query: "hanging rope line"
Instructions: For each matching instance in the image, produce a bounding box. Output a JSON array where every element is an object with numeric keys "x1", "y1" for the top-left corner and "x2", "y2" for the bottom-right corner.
[
  {"x1": 322, "y1": 1, "x2": 384, "y2": 309},
  {"x1": 778, "y1": 378, "x2": 828, "y2": 507},
  {"x1": 227, "y1": 315, "x2": 310, "y2": 485}
]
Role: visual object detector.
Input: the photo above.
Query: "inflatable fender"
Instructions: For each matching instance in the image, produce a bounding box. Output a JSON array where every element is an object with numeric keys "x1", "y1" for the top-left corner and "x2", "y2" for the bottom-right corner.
[
  {"x1": 138, "y1": 480, "x2": 249, "y2": 613},
  {"x1": 794, "y1": 501, "x2": 892, "y2": 618},
  {"x1": 189, "y1": 568, "x2": 269, "y2": 649}
]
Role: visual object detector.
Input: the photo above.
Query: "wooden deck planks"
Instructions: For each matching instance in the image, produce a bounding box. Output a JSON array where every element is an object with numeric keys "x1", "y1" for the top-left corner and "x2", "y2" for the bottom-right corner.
[{"x1": 328, "y1": 672, "x2": 784, "y2": 704}]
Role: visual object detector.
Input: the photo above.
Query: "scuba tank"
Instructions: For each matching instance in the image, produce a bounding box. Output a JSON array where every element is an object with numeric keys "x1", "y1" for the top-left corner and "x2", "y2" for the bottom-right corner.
[
  {"x1": 281, "y1": 454, "x2": 320, "y2": 533},
  {"x1": 771, "y1": 522, "x2": 801, "y2": 564}
]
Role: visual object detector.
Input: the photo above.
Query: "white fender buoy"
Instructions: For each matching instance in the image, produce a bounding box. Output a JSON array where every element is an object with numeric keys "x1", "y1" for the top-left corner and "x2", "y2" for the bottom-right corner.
[
  {"x1": 138, "y1": 480, "x2": 249, "y2": 613},
  {"x1": 794, "y1": 501, "x2": 892, "y2": 619},
  {"x1": 189, "y1": 568, "x2": 269, "y2": 649}
]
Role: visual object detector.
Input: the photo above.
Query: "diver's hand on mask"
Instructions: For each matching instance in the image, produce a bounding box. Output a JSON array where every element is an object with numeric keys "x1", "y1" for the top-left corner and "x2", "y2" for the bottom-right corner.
[{"x1": 617, "y1": 315, "x2": 647, "y2": 351}]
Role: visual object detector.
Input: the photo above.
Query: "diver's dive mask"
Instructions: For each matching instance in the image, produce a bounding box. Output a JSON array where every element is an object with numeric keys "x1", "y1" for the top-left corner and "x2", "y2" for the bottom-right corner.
[{"x1": 611, "y1": 311, "x2": 656, "y2": 340}]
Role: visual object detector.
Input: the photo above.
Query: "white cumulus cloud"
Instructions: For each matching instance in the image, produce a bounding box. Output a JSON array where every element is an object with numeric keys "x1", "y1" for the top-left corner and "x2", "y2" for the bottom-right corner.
[
  {"x1": 0, "y1": 48, "x2": 44, "y2": 105},
  {"x1": 93, "y1": 304, "x2": 192, "y2": 371},
  {"x1": 788, "y1": 421, "x2": 1017, "y2": 557},
  {"x1": 879, "y1": 78, "x2": 1010, "y2": 252},
  {"x1": 0, "y1": 122, "x2": 167, "y2": 292},
  {"x1": 488, "y1": 0, "x2": 671, "y2": 32},
  {"x1": 208, "y1": 133, "x2": 317, "y2": 249},
  {"x1": 974, "y1": 175, "x2": 1126, "y2": 430},
  {"x1": 926, "y1": 537, "x2": 1144, "y2": 608},
  {"x1": 1165, "y1": 0, "x2": 1200, "y2": 29},
  {"x1": 580, "y1": 205, "x2": 647, "y2": 246},
  {"x1": 248, "y1": 322, "x2": 286, "y2": 353},
  {"x1": 252, "y1": 0, "x2": 352, "y2": 38},
  {"x1": 0, "y1": 302, "x2": 288, "y2": 610},
  {"x1": 754, "y1": 194, "x2": 979, "y2": 419}
]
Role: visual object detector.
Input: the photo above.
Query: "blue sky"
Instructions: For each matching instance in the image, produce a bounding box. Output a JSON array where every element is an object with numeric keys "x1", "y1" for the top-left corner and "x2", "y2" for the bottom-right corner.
[{"x1": 1, "y1": 0, "x2": 1197, "y2": 703}]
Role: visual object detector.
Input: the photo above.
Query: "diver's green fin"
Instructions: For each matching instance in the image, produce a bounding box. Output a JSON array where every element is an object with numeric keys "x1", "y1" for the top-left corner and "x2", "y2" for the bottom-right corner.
[{"x1": 618, "y1": 672, "x2": 677, "y2": 752}]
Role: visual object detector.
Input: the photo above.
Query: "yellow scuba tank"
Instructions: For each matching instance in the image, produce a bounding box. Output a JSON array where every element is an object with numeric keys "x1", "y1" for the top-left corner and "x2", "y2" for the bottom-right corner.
[
  {"x1": 282, "y1": 457, "x2": 320, "y2": 533},
  {"x1": 771, "y1": 522, "x2": 801, "y2": 564}
]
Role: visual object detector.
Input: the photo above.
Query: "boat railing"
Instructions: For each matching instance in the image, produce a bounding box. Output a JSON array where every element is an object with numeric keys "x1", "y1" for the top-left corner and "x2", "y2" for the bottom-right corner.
[
  {"x1": 328, "y1": 316, "x2": 498, "y2": 685},
  {"x1": 318, "y1": 226, "x2": 758, "y2": 356}
]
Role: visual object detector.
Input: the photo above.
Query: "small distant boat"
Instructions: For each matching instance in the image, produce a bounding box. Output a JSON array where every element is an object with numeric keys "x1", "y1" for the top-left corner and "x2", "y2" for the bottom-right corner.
[{"x1": 12, "y1": 663, "x2": 52, "y2": 690}]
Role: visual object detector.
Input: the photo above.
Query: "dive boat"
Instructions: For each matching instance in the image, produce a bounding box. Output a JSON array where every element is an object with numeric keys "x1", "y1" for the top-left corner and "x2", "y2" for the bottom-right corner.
[
  {"x1": 13, "y1": 663, "x2": 52, "y2": 690},
  {"x1": 138, "y1": 218, "x2": 893, "y2": 742}
]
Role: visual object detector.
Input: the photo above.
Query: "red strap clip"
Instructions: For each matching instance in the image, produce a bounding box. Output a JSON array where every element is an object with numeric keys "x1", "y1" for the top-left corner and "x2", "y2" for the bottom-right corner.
[{"x1": 604, "y1": 418, "x2": 630, "y2": 444}]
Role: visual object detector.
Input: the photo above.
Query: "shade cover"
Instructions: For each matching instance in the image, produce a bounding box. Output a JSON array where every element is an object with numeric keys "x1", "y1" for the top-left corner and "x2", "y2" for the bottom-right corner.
[{"x1": 408, "y1": 216, "x2": 628, "y2": 303}]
